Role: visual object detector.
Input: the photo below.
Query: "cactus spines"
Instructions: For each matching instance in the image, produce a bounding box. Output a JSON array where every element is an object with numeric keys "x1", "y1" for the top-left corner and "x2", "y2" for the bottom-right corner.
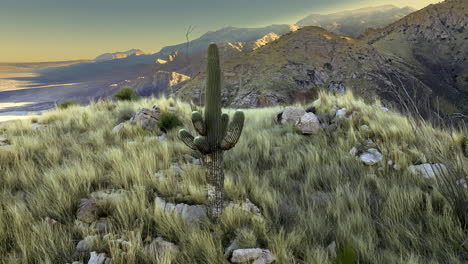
[{"x1": 178, "y1": 44, "x2": 245, "y2": 220}]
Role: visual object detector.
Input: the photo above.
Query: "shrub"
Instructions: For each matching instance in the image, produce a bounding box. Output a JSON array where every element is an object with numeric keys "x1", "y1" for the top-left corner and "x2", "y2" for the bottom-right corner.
[
  {"x1": 159, "y1": 111, "x2": 182, "y2": 132},
  {"x1": 116, "y1": 107, "x2": 135, "y2": 123},
  {"x1": 57, "y1": 100, "x2": 79, "y2": 109},
  {"x1": 114, "y1": 87, "x2": 140, "y2": 101}
]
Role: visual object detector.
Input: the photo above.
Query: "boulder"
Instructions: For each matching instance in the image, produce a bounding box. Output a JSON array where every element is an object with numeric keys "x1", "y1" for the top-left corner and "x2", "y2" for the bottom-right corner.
[
  {"x1": 144, "y1": 237, "x2": 179, "y2": 256},
  {"x1": 113, "y1": 106, "x2": 162, "y2": 133},
  {"x1": 279, "y1": 107, "x2": 305, "y2": 125},
  {"x1": 335, "y1": 108, "x2": 347, "y2": 119},
  {"x1": 296, "y1": 113, "x2": 320, "y2": 135},
  {"x1": 359, "y1": 148, "x2": 383, "y2": 165},
  {"x1": 231, "y1": 249, "x2": 274, "y2": 264},
  {"x1": 155, "y1": 197, "x2": 208, "y2": 225},
  {"x1": 408, "y1": 163, "x2": 447, "y2": 179},
  {"x1": 87, "y1": 252, "x2": 112, "y2": 264},
  {"x1": 76, "y1": 235, "x2": 98, "y2": 253}
]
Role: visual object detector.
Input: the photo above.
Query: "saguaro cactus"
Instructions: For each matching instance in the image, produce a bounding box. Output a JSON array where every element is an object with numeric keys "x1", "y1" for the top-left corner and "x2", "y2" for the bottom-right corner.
[{"x1": 179, "y1": 44, "x2": 245, "y2": 220}]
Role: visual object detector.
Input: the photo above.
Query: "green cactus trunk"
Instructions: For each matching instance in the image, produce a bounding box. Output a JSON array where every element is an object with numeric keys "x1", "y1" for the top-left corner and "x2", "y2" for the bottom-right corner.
[
  {"x1": 179, "y1": 44, "x2": 245, "y2": 221},
  {"x1": 205, "y1": 150, "x2": 225, "y2": 219}
]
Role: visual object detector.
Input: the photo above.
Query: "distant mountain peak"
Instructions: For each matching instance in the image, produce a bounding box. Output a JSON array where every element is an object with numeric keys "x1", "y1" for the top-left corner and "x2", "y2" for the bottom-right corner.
[{"x1": 94, "y1": 49, "x2": 145, "y2": 62}]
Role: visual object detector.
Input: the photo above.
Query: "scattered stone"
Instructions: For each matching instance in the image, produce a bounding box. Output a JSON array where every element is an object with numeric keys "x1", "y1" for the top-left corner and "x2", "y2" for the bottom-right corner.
[
  {"x1": 359, "y1": 148, "x2": 383, "y2": 165},
  {"x1": 365, "y1": 139, "x2": 376, "y2": 148},
  {"x1": 231, "y1": 249, "x2": 274, "y2": 264},
  {"x1": 87, "y1": 252, "x2": 112, "y2": 264},
  {"x1": 326, "y1": 241, "x2": 337, "y2": 258},
  {"x1": 335, "y1": 108, "x2": 347, "y2": 119},
  {"x1": 227, "y1": 199, "x2": 261, "y2": 215},
  {"x1": 408, "y1": 163, "x2": 447, "y2": 179},
  {"x1": 296, "y1": 112, "x2": 321, "y2": 135},
  {"x1": 224, "y1": 238, "x2": 241, "y2": 257},
  {"x1": 387, "y1": 160, "x2": 394, "y2": 166},
  {"x1": 93, "y1": 218, "x2": 110, "y2": 233},
  {"x1": 279, "y1": 107, "x2": 305, "y2": 125},
  {"x1": 112, "y1": 123, "x2": 125, "y2": 133},
  {"x1": 393, "y1": 164, "x2": 401, "y2": 170},
  {"x1": 360, "y1": 125, "x2": 370, "y2": 132},
  {"x1": 144, "y1": 237, "x2": 179, "y2": 256},
  {"x1": 76, "y1": 235, "x2": 98, "y2": 253},
  {"x1": 0, "y1": 136, "x2": 10, "y2": 146},
  {"x1": 373, "y1": 104, "x2": 389, "y2": 112},
  {"x1": 43, "y1": 217, "x2": 58, "y2": 226},
  {"x1": 329, "y1": 81, "x2": 346, "y2": 94},
  {"x1": 158, "y1": 134, "x2": 167, "y2": 141},
  {"x1": 32, "y1": 123, "x2": 46, "y2": 130},
  {"x1": 155, "y1": 197, "x2": 208, "y2": 225},
  {"x1": 456, "y1": 178, "x2": 468, "y2": 189}
]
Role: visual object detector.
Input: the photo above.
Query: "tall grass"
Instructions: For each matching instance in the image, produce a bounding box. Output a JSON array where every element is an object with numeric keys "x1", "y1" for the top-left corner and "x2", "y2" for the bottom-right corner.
[{"x1": 0, "y1": 93, "x2": 466, "y2": 264}]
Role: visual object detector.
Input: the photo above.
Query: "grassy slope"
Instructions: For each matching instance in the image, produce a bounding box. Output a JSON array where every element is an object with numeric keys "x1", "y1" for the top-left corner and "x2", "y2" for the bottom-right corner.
[{"x1": 0, "y1": 94, "x2": 466, "y2": 264}]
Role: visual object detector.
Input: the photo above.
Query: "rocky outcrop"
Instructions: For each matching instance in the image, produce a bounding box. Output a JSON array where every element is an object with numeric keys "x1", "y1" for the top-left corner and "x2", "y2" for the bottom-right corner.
[
  {"x1": 113, "y1": 106, "x2": 162, "y2": 133},
  {"x1": 152, "y1": 71, "x2": 190, "y2": 91}
]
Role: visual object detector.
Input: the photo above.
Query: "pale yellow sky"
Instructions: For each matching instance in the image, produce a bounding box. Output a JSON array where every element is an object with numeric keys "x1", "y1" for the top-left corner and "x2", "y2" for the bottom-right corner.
[{"x1": 0, "y1": 0, "x2": 442, "y2": 62}]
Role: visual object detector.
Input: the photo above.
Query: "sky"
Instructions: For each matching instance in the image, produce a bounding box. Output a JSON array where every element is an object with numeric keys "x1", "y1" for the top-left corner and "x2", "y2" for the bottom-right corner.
[{"x1": 0, "y1": 0, "x2": 441, "y2": 62}]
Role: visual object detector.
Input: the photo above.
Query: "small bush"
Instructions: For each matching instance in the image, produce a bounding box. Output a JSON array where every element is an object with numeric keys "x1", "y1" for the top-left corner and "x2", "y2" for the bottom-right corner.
[
  {"x1": 114, "y1": 87, "x2": 140, "y2": 101},
  {"x1": 159, "y1": 111, "x2": 182, "y2": 132},
  {"x1": 57, "y1": 100, "x2": 79, "y2": 109}
]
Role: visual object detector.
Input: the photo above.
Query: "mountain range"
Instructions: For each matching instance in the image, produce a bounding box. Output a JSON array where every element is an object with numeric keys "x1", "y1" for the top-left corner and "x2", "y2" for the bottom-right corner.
[
  {"x1": 1, "y1": 1, "x2": 466, "y2": 118},
  {"x1": 296, "y1": 5, "x2": 416, "y2": 37}
]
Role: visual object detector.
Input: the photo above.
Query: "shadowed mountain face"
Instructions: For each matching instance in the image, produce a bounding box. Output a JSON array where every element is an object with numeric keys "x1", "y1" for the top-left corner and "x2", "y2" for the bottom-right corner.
[
  {"x1": 364, "y1": 0, "x2": 468, "y2": 115},
  {"x1": 296, "y1": 5, "x2": 416, "y2": 38}
]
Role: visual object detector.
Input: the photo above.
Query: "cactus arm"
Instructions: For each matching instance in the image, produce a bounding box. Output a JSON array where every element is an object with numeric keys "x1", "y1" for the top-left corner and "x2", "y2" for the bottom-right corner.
[
  {"x1": 191, "y1": 111, "x2": 206, "y2": 136},
  {"x1": 194, "y1": 136, "x2": 211, "y2": 154},
  {"x1": 179, "y1": 129, "x2": 197, "y2": 150},
  {"x1": 221, "y1": 110, "x2": 245, "y2": 150},
  {"x1": 220, "y1": 113, "x2": 229, "y2": 140}
]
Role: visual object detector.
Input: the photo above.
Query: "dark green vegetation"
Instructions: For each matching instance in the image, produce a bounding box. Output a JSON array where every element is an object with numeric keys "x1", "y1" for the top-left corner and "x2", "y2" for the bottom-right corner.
[
  {"x1": 57, "y1": 100, "x2": 79, "y2": 110},
  {"x1": 159, "y1": 111, "x2": 182, "y2": 132},
  {"x1": 114, "y1": 87, "x2": 140, "y2": 101},
  {"x1": 179, "y1": 44, "x2": 245, "y2": 220}
]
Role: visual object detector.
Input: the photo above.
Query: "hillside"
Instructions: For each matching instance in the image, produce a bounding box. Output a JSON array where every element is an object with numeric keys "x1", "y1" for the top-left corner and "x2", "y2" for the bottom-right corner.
[
  {"x1": 297, "y1": 5, "x2": 415, "y2": 38},
  {"x1": 175, "y1": 26, "x2": 421, "y2": 108},
  {"x1": 364, "y1": 0, "x2": 468, "y2": 114},
  {"x1": 0, "y1": 93, "x2": 466, "y2": 263}
]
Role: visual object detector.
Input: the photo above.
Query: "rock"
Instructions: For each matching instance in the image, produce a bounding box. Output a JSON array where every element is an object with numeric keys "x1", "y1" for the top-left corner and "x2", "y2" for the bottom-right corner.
[
  {"x1": 145, "y1": 237, "x2": 179, "y2": 256},
  {"x1": 93, "y1": 218, "x2": 110, "y2": 233},
  {"x1": 44, "y1": 217, "x2": 58, "y2": 226},
  {"x1": 387, "y1": 160, "x2": 394, "y2": 166},
  {"x1": 335, "y1": 108, "x2": 347, "y2": 119},
  {"x1": 373, "y1": 104, "x2": 389, "y2": 112},
  {"x1": 393, "y1": 164, "x2": 401, "y2": 170},
  {"x1": 77, "y1": 199, "x2": 99, "y2": 224},
  {"x1": 224, "y1": 239, "x2": 240, "y2": 257},
  {"x1": 32, "y1": 123, "x2": 46, "y2": 130},
  {"x1": 296, "y1": 113, "x2": 321, "y2": 135},
  {"x1": 158, "y1": 134, "x2": 167, "y2": 141},
  {"x1": 329, "y1": 81, "x2": 346, "y2": 94},
  {"x1": 89, "y1": 189, "x2": 126, "y2": 204},
  {"x1": 0, "y1": 136, "x2": 10, "y2": 146},
  {"x1": 280, "y1": 107, "x2": 305, "y2": 125},
  {"x1": 87, "y1": 252, "x2": 112, "y2": 264},
  {"x1": 231, "y1": 249, "x2": 274, "y2": 264},
  {"x1": 359, "y1": 148, "x2": 383, "y2": 165},
  {"x1": 360, "y1": 125, "x2": 370, "y2": 132},
  {"x1": 130, "y1": 106, "x2": 161, "y2": 130},
  {"x1": 326, "y1": 241, "x2": 337, "y2": 258},
  {"x1": 155, "y1": 197, "x2": 208, "y2": 225},
  {"x1": 365, "y1": 139, "x2": 376, "y2": 148},
  {"x1": 76, "y1": 235, "x2": 98, "y2": 253},
  {"x1": 408, "y1": 163, "x2": 448, "y2": 179},
  {"x1": 112, "y1": 123, "x2": 125, "y2": 133},
  {"x1": 227, "y1": 199, "x2": 261, "y2": 215},
  {"x1": 456, "y1": 178, "x2": 468, "y2": 189}
]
